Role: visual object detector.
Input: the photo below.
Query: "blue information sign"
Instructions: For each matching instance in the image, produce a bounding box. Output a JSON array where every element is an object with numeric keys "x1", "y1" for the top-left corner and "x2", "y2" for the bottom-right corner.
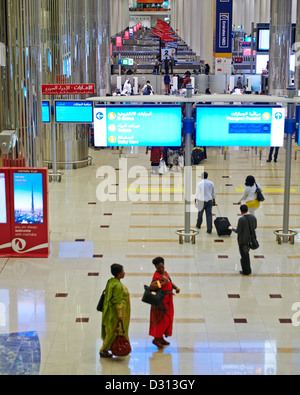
[
  {"x1": 55, "y1": 101, "x2": 93, "y2": 123},
  {"x1": 94, "y1": 105, "x2": 182, "y2": 147},
  {"x1": 42, "y1": 101, "x2": 50, "y2": 123},
  {"x1": 296, "y1": 106, "x2": 300, "y2": 144},
  {"x1": 196, "y1": 106, "x2": 285, "y2": 147}
]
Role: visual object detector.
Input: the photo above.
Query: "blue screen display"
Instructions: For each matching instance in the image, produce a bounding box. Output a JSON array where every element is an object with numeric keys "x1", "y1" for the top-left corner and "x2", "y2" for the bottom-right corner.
[
  {"x1": 94, "y1": 106, "x2": 182, "y2": 147},
  {"x1": 196, "y1": 106, "x2": 285, "y2": 147},
  {"x1": 55, "y1": 101, "x2": 93, "y2": 123},
  {"x1": 42, "y1": 102, "x2": 50, "y2": 123},
  {"x1": 296, "y1": 106, "x2": 300, "y2": 145}
]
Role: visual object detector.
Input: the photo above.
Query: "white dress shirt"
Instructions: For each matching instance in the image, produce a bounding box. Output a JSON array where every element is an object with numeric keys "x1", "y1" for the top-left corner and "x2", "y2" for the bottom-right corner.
[{"x1": 195, "y1": 179, "x2": 216, "y2": 202}]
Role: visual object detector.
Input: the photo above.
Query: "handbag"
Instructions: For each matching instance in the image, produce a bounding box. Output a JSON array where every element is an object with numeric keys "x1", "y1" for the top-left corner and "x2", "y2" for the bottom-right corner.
[
  {"x1": 159, "y1": 159, "x2": 168, "y2": 175},
  {"x1": 178, "y1": 155, "x2": 184, "y2": 168},
  {"x1": 142, "y1": 285, "x2": 167, "y2": 307},
  {"x1": 111, "y1": 323, "x2": 131, "y2": 357},
  {"x1": 97, "y1": 289, "x2": 106, "y2": 312},
  {"x1": 245, "y1": 215, "x2": 260, "y2": 250},
  {"x1": 256, "y1": 184, "x2": 265, "y2": 202}
]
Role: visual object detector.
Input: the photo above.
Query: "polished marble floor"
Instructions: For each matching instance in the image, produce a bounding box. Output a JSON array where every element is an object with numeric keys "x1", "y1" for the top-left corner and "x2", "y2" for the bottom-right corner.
[{"x1": 0, "y1": 145, "x2": 300, "y2": 375}]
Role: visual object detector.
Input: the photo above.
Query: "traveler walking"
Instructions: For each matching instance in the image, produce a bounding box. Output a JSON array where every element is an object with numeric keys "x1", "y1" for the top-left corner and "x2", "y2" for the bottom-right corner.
[
  {"x1": 229, "y1": 205, "x2": 257, "y2": 276},
  {"x1": 149, "y1": 257, "x2": 180, "y2": 349},
  {"x1": 238, "y1": 175, "x2": 263, "y2": 216},
  {"x1": 195, "y1": 172, "x2": 216, "y2": 233},
  {"x1": 146, "y1": 147, "x2": 165, "y2": 174},
  {"x1": 100, "y1": 264, "x2": 131, "y2": 358}
]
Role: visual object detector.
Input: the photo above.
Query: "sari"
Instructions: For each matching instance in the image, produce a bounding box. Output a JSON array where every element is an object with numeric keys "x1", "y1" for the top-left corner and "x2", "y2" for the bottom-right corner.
[
  {"x1": 100, "y1": 278, "x2": 131, "y2": 353},
  {"x1": 149, "y1": 270, "x2": 174, "y2": 339}
]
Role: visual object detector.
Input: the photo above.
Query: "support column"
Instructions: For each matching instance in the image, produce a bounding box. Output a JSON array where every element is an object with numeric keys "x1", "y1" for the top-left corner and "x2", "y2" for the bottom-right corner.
[
  {"x1": 42, "y1": 0, "x2": 112, "y2": 170},
  {"x1": 269, "y1": 0, "x2": 292, "y2": 96},
  {"x1": 2, "y1": 0, "x2": 43, "y2": 167},
  {"x1": 294, "y1": 0, "x2": 300, "y2": 94}
]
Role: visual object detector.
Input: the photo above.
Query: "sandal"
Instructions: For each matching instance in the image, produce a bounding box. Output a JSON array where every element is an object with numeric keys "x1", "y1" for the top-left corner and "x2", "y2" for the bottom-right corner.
[{"x1": 152, "y1": 339, "x2": 164, "y2": 349}]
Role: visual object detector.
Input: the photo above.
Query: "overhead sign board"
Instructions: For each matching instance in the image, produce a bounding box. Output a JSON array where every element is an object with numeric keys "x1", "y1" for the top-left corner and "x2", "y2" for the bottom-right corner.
[
  {"x1": 42, "y1": 84, "x2": 95, "y2": 96},
  {"x1": 122, "y1": 59, "x2": 134, "y2": 66},
  {"x1": 196, "y1": 106, "x2": 285, "y2": 147},
  {"x1": 94, "y1": 105, "x2": 182, "y2": 147}
]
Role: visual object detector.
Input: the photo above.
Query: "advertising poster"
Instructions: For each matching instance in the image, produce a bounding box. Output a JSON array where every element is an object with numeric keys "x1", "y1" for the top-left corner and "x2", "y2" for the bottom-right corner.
[
  {"x1": 94, "y1": 105, "x2": 182, "y2": 148},
  {"x1": 196, "y1": 106, "x2": 285, "y2": 147},
  {"x1": 0, "y1": 169, "x2": 12, "y2": 257},
  {"x1": 9, "y1": 168, "x2": 49, "y2": 258}
]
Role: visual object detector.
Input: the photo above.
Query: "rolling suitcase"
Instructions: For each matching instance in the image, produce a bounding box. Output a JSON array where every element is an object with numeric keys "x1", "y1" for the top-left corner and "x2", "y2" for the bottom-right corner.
[{"x1": 214, "y1": 206, "x2": 232, "y2": 237}]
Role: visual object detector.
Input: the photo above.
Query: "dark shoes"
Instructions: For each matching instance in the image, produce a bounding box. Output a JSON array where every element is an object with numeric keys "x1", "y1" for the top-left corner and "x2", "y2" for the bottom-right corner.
[
  {"x1": 239, "y1": 271, "x2": 252, "y2": 276},
  {"x1": 153, "y1": 338, "x2": 170, "y2": 349},
  {"x1": 100, "y1": 351, "x2": 112, "y2": 358}
]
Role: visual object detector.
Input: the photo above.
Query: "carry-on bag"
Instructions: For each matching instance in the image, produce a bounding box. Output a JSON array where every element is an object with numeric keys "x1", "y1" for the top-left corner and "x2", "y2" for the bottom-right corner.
[
  {"x1": 111, "y1": 322, "x2": 131, "y2": 357},
  {"x1": 142, "y1": 285, "x2": 167, "y2": 307},
  {"x1": 214, "y1": 206, "x2": 232, "y2": 237}
]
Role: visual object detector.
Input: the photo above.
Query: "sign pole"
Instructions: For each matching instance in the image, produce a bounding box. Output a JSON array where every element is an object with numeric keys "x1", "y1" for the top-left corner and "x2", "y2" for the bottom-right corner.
[
  {"x1": 51, "y1": 99, "x2": 58, "y2": 182},
  {"x1": 283, "y1": 87, "x2": 295, "y2": 242},
  {"x1": 184, "y1": 85, "x2": 193, "y2": 243}
]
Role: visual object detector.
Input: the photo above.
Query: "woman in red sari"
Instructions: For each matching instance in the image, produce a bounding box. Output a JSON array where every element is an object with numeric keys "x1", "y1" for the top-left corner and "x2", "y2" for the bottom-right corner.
[{"x1": 149, "y1": 257, "x2": 180, "y2": 349}]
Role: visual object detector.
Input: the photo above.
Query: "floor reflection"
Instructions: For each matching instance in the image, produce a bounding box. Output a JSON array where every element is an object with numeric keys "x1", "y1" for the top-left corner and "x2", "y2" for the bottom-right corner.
[{"x1": 0, "y1": 332, "x2": 41, "y2": 375}]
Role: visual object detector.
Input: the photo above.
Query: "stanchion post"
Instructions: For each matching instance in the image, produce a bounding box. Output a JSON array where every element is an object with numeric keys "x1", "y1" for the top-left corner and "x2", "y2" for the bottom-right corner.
[{"x1": 283, "y1": 87, "x2": 296, "y2": 242}]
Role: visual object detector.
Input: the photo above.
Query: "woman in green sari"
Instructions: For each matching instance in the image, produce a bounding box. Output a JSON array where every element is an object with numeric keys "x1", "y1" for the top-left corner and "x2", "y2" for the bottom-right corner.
[{"x1": 100, "y1": 264, "x2": 131, "y2": 358}]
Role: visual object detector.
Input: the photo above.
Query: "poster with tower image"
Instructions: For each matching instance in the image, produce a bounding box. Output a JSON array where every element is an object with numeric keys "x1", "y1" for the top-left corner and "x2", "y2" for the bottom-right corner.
[{"x1": 9, "y1": 168, "x2": 49, "y2": 258}]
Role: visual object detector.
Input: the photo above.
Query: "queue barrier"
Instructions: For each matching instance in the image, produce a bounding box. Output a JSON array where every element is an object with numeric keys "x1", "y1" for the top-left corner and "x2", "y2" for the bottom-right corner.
[
  {"x1": 176, "y1": 229, "x2": 199, "y2": 245},
  {"x1": 274, "y1": 229, "x2": 298, "y2": 245}
]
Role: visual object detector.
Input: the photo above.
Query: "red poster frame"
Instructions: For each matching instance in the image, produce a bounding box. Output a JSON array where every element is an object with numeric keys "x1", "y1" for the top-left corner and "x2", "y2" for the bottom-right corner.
[
  {"x1": 9, "y1": 168, "x2": 49, "y2": 258},
  {"x1": 0, "y1": 168, "x2": 13, "y2": 257}
]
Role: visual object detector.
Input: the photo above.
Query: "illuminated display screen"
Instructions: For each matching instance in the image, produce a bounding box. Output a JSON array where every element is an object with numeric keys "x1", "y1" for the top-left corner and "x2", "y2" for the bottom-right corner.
[
  {"x1": 94, "y1": 105, "x2": 182, "y2": 147},
  {"x1": 258, "y1": 29, "x2": 270, "y2": 51},
  {"x1": 42, "y1": 101, "x2": 50, "y2": 123},
  {"x1": 55, "y1": 101, "x2": 93, "y2": 123},
  {"x1": 14, "y1": 173, "x2": 44, "y2": 224},
  {"x1": 0, "y1": 174, "x2": 7, "y2": 224},
  {"x1": 196, "y1": 106, "x2": 285, "y2": 147}
]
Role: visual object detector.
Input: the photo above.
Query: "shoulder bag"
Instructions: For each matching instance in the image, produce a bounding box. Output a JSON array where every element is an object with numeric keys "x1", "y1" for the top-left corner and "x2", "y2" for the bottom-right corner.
[
  {"x1": 245, "y1": 215, "x2": 260, "y2": 250},
  {"x1": 256, "y1": 184, "x2": 265, "y2": 202},
  {"x1": 97, "y1": 289, "x2": 106, "y2": 312},
  {"x1": 142, "y1": 285, "x2": 167, "y2": 307}
]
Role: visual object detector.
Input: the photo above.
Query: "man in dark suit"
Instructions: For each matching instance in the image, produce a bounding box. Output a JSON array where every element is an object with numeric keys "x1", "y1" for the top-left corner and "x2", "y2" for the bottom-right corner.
[{"x1": 230, "y1": 205, "x2": 257, "y2": 276}]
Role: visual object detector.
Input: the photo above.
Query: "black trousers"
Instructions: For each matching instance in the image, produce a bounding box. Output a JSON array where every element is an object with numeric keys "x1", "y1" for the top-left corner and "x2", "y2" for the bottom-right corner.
[
  {"x1": 239, "y1": 244, "x2": 252, "y2": 275},
  {"x1": 197, "y1": 200, "x2": 213, "y2": 232},
  {"x1": 268, "y1": 147, "x2": 279, "y2": 161}
]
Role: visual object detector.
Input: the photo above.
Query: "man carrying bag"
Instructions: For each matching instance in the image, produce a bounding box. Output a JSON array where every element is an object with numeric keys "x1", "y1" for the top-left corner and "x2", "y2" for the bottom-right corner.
[{"x1": 229, "y1": 205, "x2": 258, "y2": 276}]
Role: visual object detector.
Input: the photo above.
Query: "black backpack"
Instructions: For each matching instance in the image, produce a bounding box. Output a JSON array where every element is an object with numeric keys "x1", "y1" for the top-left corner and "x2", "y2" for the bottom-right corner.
[{"x1": 143, "y1": 85, "x2": 152, "y2": 95}]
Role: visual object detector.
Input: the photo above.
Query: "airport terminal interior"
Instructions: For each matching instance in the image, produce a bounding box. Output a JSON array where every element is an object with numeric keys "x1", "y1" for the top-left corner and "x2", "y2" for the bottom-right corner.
[{"x1": 1, "y1": 0, "x2": 300, "y2": 376}]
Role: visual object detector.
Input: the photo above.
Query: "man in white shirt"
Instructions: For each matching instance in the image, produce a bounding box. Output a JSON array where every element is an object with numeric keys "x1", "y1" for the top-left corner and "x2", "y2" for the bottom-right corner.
[{"x1": 195, "y1": 172, "x2": 216, "y2": 234}]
